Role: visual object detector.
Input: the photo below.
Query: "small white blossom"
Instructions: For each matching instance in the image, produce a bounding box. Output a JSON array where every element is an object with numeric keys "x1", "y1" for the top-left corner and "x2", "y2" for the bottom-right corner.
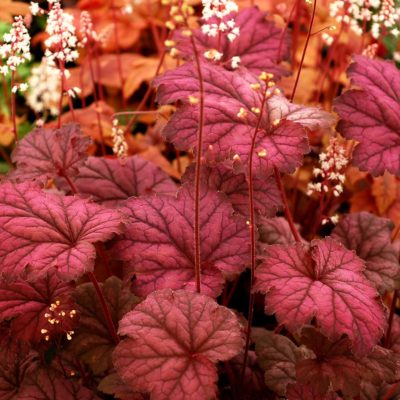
[
  {"x1": 112, "y1": 119, "x2": 128, "y2": 159},
  {"x1": 230, "y1": 55, "x2": 240, "y2": 69},
  {"x1": 79, "y1": 11, "x2": 98, "y2": 46},
  {"x1": 29, "y1": 2, "x2": 41, "y2": 16},
  {"x1": 204, "y1": 48, "x2": 223, "y2": 61}
]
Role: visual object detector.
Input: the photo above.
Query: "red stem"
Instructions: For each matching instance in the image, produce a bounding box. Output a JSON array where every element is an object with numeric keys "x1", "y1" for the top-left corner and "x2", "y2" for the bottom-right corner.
[
  {"x1": 384, "y1": 291, "x2": 398, "y2": 348},
  {"x1": 241, "y1": 91, "x2": 269, "y2": 380},
  {"x1": 383, "y1": 382, "x2": 400, "y2": 400},
  {"x1": 291, "y1": 0, "x2": 317, "y2": 102},
  {"x1": 10, "y1": 70, "x2": 18, "y2": 143},
  {"x1": 274, "y1": 167, "x2": 302, "y2": 242},
  {"x1": 189, "y1": 34, "x2": 205, "y2": 293},
  {"x1": 87, "y1": 271, "x2": 120, "y2": 345}
]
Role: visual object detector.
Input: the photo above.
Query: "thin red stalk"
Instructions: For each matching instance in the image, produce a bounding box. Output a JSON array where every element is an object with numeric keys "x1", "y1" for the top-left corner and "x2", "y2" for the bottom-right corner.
[
  {"x1": 0, "y1": 63, "x2": 11, "y2": 116},
  {"x1": 93, "y1": 46, "x2": 105, "y2": 102},
  {"x1": 383, "y1": 382, "x2": 400, "y2": 400},
  {"x1": 10, "y1": 70, "x2": 18, "y2": 143},
  {"x1": 62, "y1": 173, "x2": 79, "y2": 195},
  {"x1": 79, "y1": 63, "x2": 86, "y2": 108},
  {"x1": 384, "y1": 290, "x2": 398, "y2": 348},
  {"x1": 277, "y1": 0, "x2": 298, "y2": 61},
  {"x1": 88, "y1": 49, "x2": 106, "y2": 155},
  {"x1": 224, "y1": 361, "x2": 238, "y2": 400},
  {"x1": 291, "y1": 0, "x2": 317, "y2": 102},
  {"x1": 87, "y1": 271, "x2": 120, "y2": 344},
  {"x1": 189, "y1": 34, "x2": 205, "y2": 294},
  {"x1": 57, "y1": 65, "x2": 65, "y2": 128},
  {"x1": 274, "y1": 167, "x2": 302, "y2": 242},
  {"x1": 241, "y1": 91, "x2": 268, "y2": 380}
]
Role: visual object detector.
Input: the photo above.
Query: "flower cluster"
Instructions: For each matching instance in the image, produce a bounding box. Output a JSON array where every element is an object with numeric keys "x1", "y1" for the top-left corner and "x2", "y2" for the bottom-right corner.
[
  {"x1": 112, "y1": 119, "x2": 128, "y2": 159},
  {"x1": 330, "y1": 0, "x2": 400, "y2": 38},
  {"x1": 201, "y1": 0, "x2": 240, "y2": 41},
  {"x1": 40, "y1": 300, "x2": 77, "y2": 342},
  {"x1": 45, "y1": 1, "x2": 79, "y2": 65},
  {"x1": 79, "y1": 11, "x2": 98, "y2": 46},
  {"x1": 26, "y1": 58, "x2": 61, "y2": 116},
  {"x1": 0, "y1": 16, "x2": 31, "y2": 77},
  {"x1": 307, "y1": 137, "x2": 348, "y2": 197}
]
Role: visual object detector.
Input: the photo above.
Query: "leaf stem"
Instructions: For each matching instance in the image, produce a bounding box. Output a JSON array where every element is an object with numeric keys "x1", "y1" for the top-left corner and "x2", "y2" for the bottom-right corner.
[
  {"x1": 241, "y1": 90, "x2": 268, "y2": 380},
  {"x1": 10, "y1": 70, "x2": 18, "y2": 143},
  {"x1": 189, "y1": 34, "x2": 205, "y2": 294},
  {"x1": 87, "y1": 271, "x2": 120, "y2": 345},
  {"x1": 274, "y1": 167, "x2": 302, "y2": 243},
  {"x1": 290, "y1": 0, "x2": 317, "y2": 102},
  {"x1": 384, "y1": 290, "x2": 398, "y2": 348}
]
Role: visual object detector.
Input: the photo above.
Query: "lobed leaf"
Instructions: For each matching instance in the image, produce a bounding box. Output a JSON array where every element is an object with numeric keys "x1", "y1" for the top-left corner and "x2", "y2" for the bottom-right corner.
[
  {"x1": 0, "y1": 182, "x2": 125, "y2": 282},
  {"x1": 254, "y1": 238, "x2": 386, "y2": 355},
  {"x1": 0, "y1": 271, "x2": 75, "y2": 343},
  {"x1": 334, "y1": 55, "x2": 400, "y2": 176},
  {"x1": 332, "y1": 212, "x2": 400, "y2": 292},
  {"x1": 64, "y1": 156, "x2": 176, "y2": 207},
  {"x1": 112, "y1": 185, "x2": 250, "y2": 297},
  {"x1": 10, "y1": 124, "x2": 91, "y2": 184},
  {"x1": 71, "y1": 277, "x2": 139, "y2": 375},
  {"x1": 113, "y1": 289, "x2": 244, "y2": 400},
  {"x1": 175, "y1": 7, "x2": 290, "y2": 78}
]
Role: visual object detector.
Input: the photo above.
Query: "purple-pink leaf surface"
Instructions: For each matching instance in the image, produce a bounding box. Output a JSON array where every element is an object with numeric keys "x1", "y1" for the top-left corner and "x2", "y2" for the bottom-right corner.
[
  {"x1": 175, "y1": 7, "x2": 290, "y2": 78},
  {"x1": 0, "y1": 182, "x2": 124, "y2": 281},
  {"x1": 334, "y1": 55, "x2": 400, "y2": 176},
  {"x1": 254, "y1": 238, "x2": 386, "y2": 355},
  {"x1": 332, "y1": 212, "x2": 400, "y2": 292},
  {"x1": 112, "y1": 185, "x2": 250, "y2": 297},
  {"x1": 64, "y1": 156, "x2": 176, "y2": 206},
  {"x1": 154, "y1": 62, "x2": 310, "y2": 176},
  {"x1": 113, "y1": 289, "x2": 244, "y2": 400},
  {"x1": 10, "y1": 124, "x2": 91, "y2": 184}
]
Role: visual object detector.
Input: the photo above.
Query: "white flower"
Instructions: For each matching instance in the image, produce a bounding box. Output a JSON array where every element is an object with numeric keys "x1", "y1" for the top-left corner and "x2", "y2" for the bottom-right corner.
[
  {"x1": 29, "y1": 2, "x2": 40, "y2": 16},
  {"x1": 230, "y1": 55, "x2": 240, "y2": 69}
]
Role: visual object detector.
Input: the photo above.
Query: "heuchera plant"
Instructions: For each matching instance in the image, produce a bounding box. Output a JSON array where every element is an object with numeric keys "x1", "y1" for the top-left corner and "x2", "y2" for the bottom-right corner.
[{"x1": 0, "y1": 0, "x2": 400, "y2": 399}]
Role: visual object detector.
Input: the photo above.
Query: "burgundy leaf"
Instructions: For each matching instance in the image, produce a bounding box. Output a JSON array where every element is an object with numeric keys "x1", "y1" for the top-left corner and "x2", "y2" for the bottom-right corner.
[
  {"x1": 0, "y1": 271, "x2": 76, "y2": 343},
  {"x1": 0, "y1": 336, "x2": 32, "y2": 400},
  {"x1": 112, "y1": 185, "x2": 250, "y2": 297},
  {"x1": 296, "y1": 327, "x2": 360, "y2": 396},
  {"x1": 154, "y1": 62, "x2": 309, "y2": 176},
  {"x1": 98, "y1": 373, "x2": 148, "y2": 400},
  {"x1": 361, "y1": 381, "x2": 400, "y2": 400},
  {"x1": 16, "y1": 367, "x2": 99, "y2": 400},
  {"x1": 254, "y1": 238, "x2": 386, "y2": 355},
  {"x1": 258, "y1": 216, "x2": 299, "y2": 245},
  {"x1": 175, "y1": 7, "x2": 290, "y2": 78},
  {"x1": 334, "y1": 55, "x2": 400, "y2": 176},
  {"x1": 71, "y1": 277, "x2": 139, "y2": 375},
  {"x1": 0, "y1": 182, "x2": 124, "y2": 281},
  {"x1": 286, "y1": 383, "x2": 342, "y2": 400},
  {"x1": 332, "y1": 212, "x2": 400, "y2": 292},
  {"x1": 182, "y1": 164, "x2": 281, "y2": 217},
  {"x1": 10, "y1": 124, "x2": 91, "y2": 184},
  {"x1": 64, "y1": 156, "x2": 176, "y2": 207},
  {"x1": 387, "y1": 315, "x2": 400, "y2": 354},
  {"x1": 252, "y1": 327, "x2": 310, "y2": 396},
  {"x1": 113, "y1": 289, "x2": 244, "y2": 400}
]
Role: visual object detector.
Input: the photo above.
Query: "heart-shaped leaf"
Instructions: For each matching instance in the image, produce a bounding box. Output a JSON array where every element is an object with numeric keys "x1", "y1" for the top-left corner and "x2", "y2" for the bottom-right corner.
[
  {"x1": 112, "y1": 185, "x2": 250, "y2": 297},
  {"x1": 113, "y1": 289, "x2": 244, "y2": 400},
  {"x1": 254, "y1": 238, "x2": 386, "y2": 355},
  {"x1": 334, "y1": 55, "x2": 400, "y2": 176},
  {"x1": 64, "y1": 156, "x2": 176, "y2": 206},
  {"x1": 154, "y1": 62, "x2": 310, "y2": 176},
  {"x1": 332, "y1": 212, "x2": 400, "y2": 292},
  {"x1": 10, "y1": 124, "x2": 91, "y2": 184},
  {"x1": 0, "y1": 182, "x2": 125, "y2": 281}
]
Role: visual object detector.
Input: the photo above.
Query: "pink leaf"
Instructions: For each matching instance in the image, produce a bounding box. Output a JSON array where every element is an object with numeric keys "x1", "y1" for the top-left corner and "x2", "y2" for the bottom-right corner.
[
  {"x1": 0, "y1": 182, "x2": 125, "y2": 281},
  {"x1": 334, "y1": 55, "x2": 400, "y2": 176},
  {"x1": 10, "y1": 124, "x2": 91, "y2": 184},
  {"x1": 175, "y1": 7, "x2": 290, "y2": 78},
  {"x1": 71, "y1": 277, "x2": 139, "y2": 375},
  {"x1": 251, "y1": 327, "x2": 310, "y2": 396},
  {"x1": 63, "y1": 156, "x2": 176, "y2": 206},
  {"x1": 332, "y1": 212, "x2": 400, "y2": 292},
  {"x1": 154, "y1": 62, "x2": 309, "y2": 176},
  {"x1": 16, "y1": 367, "x2": 99, "y2": 400},
  {"x1": 182, "y1": 164, "x2": 281, "y2": 217},
  {"x1": 258, "y1": 216, "x2": 300, "y2": 245},
  {"x1": 112, "y1": 185, "x2": 250, "y2": 297},
  {"x1": 0, "y1": 271, "x2": 76, "y2": 343},
  {"x1": 113, "y1": 289, "x2": 244, "y2": 400},
  {"x1": 254, "y1": 238, "x2": 386, "y2": 355},
  {"x1": 286, "y1": 383, "x2": 342, "y2": 400}
]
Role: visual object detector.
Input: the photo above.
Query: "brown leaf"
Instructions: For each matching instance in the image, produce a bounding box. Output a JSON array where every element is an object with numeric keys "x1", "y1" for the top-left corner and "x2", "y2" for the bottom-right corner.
[{"x1": 372, "y1": 172, "x2": 397, "y2": 214}]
